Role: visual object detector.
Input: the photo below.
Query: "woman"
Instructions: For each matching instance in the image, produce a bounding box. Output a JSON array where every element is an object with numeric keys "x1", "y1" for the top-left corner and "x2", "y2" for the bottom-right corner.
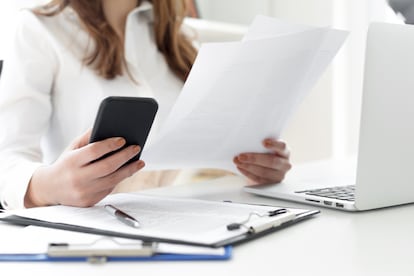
[{"x1": 0, "y1": 0, "x2": 291, "y2": 209}]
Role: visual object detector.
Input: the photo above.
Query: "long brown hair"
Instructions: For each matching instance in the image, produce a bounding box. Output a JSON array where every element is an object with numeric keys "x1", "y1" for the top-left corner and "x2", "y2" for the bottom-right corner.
[{"x1": 34, "y1": 0, "x2": 197, "y2": 81}]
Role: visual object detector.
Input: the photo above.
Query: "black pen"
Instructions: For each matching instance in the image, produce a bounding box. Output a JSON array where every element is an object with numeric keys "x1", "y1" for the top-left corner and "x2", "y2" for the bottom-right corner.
[{"x1": 104, "y1": 204, "x2": 141, "y2": 228}]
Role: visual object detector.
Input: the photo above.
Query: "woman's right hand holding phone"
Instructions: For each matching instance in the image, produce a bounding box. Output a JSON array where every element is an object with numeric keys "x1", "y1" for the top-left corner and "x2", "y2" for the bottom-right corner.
[{"x1": 24, "y1": 129, "x2": 145, "y2": 208}]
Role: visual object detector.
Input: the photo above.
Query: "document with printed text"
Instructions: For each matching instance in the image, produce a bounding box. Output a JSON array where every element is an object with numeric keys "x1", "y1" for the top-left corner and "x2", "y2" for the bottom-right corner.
[
  {"x1": 0, "y1": 193, "x2": 318, "y2": 247},
  {"x1": 142, "y1": 15, "x2": 348, "y2": 173}
]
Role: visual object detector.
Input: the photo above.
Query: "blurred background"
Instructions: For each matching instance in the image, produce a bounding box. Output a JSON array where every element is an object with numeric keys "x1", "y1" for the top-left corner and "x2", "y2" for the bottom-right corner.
[{"x1": 0, "y1": 1, "x2": 406, "y2": 180}]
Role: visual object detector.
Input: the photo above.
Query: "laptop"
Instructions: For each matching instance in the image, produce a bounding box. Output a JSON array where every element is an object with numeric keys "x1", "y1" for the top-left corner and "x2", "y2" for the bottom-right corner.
[{"x1": 244, "y1": 22, "x2": 414, "y2": 211}]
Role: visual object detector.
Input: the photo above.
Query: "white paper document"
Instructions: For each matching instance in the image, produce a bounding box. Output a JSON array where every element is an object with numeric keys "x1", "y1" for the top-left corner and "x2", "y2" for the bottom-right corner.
[
  {"x1": 142, "y1": 15, "x2": 348, "y2": 172},
  {"x1": 1, "y1": 193, "x2": 310, "y2": 246}
]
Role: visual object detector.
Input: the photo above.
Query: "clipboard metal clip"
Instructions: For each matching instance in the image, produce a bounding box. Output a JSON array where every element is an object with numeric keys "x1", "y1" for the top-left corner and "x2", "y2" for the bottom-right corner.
[
  {"x1": 47, "y1": 237, "x2": 157, "y2": 263},
  {"x1": 226, "y1": 208, "x2": 295, "y2": 234}
]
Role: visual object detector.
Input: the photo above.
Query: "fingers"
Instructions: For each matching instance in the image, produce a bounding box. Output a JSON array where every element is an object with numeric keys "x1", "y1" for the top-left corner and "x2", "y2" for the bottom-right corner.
[
  {"x1": 234, "y1": 158, "x2": 288, "y2": 184},
  {"x1": 60, "y1": 160, "x2": 145, "y2": 207},
  {"x1": 237, "y1": 167, "x2": 272, "y2": 185},
  {"x1": 83, "y1": 145, "x2": 142, "y2": 178},
  {"x1": 234, "y1": 153, "x2": 292, "y2": 172},
  {"x1": 99, "y1": 160, "x2": 145, "y2": 190},
  {"x1": 263, "y1": 138, "x2": 290, "y2": 158},
  {"x1": 32, "y1": 132, "x2": 146, "y2": 208},
  {"x1": 74, "y1": 137, "x2": 127, "y2": 165},
  {"x1": 233, "y1": 138, "x2": 292, "y2": 185},
  {"x1": 61, "y1": 186, "x2": 117, "y2": 208},
  {"x1": 82, "y1": 160, "x2": 145, "y2": 202},
  {"x1": 77, "y1": 128, "x2": 93, "y2": 148},
  {"x1": 70, "y1": 129, "x2": 93, "y2": 149}
]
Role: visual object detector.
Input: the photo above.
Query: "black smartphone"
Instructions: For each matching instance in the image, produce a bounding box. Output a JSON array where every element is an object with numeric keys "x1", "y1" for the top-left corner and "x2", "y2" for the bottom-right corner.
[{"x1": 89, "y1": 96, "x2": 158, "y2": 164}]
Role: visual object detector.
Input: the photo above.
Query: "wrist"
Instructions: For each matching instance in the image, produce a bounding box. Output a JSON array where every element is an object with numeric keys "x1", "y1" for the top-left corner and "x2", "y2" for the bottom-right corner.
[{"x1": 24, "y1": 166, "x2": 54, "y2": 207}]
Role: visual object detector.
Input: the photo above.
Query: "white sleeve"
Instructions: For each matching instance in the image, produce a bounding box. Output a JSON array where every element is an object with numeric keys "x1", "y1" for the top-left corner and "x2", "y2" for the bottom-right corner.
[{"x1": 0, "y1": 10, "x2": 58, "y2": 209}]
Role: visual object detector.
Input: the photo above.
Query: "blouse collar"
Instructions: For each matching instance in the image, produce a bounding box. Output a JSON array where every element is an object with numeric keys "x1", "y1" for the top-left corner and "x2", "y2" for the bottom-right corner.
[{"x1": 128, "y1": 1, "x2": 154, "y2": 23}]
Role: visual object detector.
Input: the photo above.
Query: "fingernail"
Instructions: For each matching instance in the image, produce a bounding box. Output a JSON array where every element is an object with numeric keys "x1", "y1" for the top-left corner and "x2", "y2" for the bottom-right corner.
[
  {"x1": 133, "y1": 145, "x2": 141, "y2": 153},
  {"x1": 239, "y1": 154, "x2": 248, "y2": 162},
  {"x1": 115, "y1": 137, "x2": 125, "y2": 147},
  {"x1": 264, "y1": 139, "x2": 273, "y2": 147},
  {"x1": 137, "y1": 160, "x2": 145, "y2": 168}
]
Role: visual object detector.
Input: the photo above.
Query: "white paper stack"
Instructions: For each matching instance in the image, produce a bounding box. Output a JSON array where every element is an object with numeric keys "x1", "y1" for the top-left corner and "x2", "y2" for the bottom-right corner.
[{"x1": 142, "y1": 15, "x2": 348, "y2": 173}]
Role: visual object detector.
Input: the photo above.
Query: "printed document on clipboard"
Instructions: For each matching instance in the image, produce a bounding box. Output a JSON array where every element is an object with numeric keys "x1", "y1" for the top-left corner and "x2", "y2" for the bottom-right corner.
[{"x1": 0, "y1": 193, "x2": 319, "y2": 248}]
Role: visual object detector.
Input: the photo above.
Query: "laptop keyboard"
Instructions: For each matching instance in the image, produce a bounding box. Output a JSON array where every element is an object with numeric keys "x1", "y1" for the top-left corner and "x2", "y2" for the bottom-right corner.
[{"x1": 296, "y1": 185, "x2": 355, "y2": 201}]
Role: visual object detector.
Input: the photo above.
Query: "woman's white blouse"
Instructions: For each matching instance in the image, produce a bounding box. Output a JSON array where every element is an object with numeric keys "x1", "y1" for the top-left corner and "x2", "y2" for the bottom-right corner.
[{"x1": 0, "y1": 2, "x2": 184, "y2": 209}]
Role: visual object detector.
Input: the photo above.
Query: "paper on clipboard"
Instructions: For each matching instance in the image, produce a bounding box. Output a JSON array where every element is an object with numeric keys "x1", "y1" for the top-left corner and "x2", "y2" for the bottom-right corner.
[{"x1": 0, "y1": 193, "x2": 317, "y2": 248}]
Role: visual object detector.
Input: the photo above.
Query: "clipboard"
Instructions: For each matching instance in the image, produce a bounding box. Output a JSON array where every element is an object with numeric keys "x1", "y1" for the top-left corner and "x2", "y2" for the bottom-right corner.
[
  {"x1": 0, "y1": 246, "x2": 232, "y2": 263},
  {"x1": 0, "y1": 228, "x2": 232, "y2": 263},
  {"x1": 0, "y1": 193, "x2": 319, "y2": 248}
]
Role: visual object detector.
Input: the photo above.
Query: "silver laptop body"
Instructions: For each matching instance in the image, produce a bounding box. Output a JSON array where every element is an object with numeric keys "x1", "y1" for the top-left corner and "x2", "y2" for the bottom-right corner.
[{"x1": 244, "y1": 22, "x2": 414, "y2": 211}]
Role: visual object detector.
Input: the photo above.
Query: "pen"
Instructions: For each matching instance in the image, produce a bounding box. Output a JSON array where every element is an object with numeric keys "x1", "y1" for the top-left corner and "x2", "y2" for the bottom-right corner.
[{"x1": 104, "y1": 204, "x2": 141, "y2": 228}]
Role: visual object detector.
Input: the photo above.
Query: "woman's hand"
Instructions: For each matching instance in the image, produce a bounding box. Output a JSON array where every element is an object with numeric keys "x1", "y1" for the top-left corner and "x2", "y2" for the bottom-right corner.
[
  {"x1": 233, "y1": 138, "x2": 292, "y2": 185},
  {"x1": 24, "y1": 129, "x2": 145, "y2": 208}
]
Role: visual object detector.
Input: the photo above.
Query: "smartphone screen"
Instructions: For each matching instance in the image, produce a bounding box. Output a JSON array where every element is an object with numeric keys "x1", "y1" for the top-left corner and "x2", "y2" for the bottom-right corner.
[{"x1": 89, "y1": 96, "x2": 158, "y2": 164}]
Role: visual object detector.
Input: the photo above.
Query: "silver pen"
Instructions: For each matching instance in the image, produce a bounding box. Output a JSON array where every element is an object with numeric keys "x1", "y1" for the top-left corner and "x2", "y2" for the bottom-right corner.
[{"x1": 104, "y1": 204, "x2": 141, "y2": 228}]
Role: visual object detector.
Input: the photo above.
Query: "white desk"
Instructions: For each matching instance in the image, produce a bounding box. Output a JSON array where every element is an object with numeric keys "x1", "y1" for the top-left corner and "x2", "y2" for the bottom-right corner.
[{"x1": 1, "y1": 160, "x2": 414, "y2": 275}]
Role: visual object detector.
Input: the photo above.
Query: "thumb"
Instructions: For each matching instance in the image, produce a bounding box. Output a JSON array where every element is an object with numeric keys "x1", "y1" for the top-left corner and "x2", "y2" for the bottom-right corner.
[{"x1": 69, "y1": 129, "x2": 92, "y2": 150}]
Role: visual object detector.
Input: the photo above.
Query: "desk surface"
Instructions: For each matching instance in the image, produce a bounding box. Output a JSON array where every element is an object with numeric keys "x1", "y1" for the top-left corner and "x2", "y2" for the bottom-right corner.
[{"x1": 1, "y1": 160, "x2": 414, "y2": 275}]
